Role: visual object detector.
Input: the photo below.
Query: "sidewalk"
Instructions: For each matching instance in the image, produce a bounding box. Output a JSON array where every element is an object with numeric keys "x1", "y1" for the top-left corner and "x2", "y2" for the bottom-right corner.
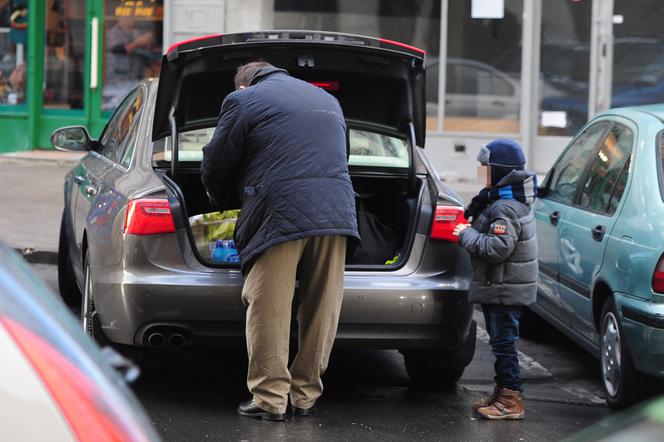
[{"x1": 0, "y1": 151, "x2": 82, "y2": 262}]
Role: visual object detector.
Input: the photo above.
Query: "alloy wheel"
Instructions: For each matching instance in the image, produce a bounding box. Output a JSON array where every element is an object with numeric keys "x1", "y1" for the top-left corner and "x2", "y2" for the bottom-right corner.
[{"x1": 601, "y1": 311, "x2": 622, "y2": 398}]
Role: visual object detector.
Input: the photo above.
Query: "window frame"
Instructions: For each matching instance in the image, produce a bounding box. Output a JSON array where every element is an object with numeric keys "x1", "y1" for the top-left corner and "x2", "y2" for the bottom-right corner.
[
  {"x1": 96, "y1": 87, "x2": 144, "y2": 166},
  {"x1": 574, "y1": 122, "x2": 634, "y2": 216},
  {"x1": 543, "y1": 120, "x2": 612, "y2": 206}
]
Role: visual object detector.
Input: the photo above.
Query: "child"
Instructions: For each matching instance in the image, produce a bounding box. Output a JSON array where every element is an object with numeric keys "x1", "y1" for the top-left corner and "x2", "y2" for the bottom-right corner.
[{"x1": 453, "y1": 139, "x2": 538, "y2": 420}]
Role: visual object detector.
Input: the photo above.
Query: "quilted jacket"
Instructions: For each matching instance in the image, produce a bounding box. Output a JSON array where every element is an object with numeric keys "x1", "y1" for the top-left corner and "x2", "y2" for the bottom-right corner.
[
  {"x1": 201, "y1": 66, "x2": 359, "y2": 274},
  {"x1": 458, "y1": 171, "x2": 538, "y2": 305}
]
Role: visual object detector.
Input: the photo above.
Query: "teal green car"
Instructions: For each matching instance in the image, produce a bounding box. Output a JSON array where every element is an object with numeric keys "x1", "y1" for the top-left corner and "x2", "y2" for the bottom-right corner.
[{"x1": 531, "y1": 104, "x2": 664, "y2": 410}]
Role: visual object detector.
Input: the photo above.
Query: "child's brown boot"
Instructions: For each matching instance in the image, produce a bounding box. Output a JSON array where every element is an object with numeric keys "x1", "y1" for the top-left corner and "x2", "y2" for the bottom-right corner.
[
  {"x1": 477, "y1": 388, "x2": 524, "y2": 420},
  {"x1": 472, "y1": 385, "x2": 500, "y2": 412}
]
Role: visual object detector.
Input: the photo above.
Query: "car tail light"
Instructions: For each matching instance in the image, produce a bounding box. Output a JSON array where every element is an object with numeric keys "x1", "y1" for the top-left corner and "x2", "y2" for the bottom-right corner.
[
  {"x1": 0, "y1": 317, "x2": 138, "y2": 442},
  {"x1": 653, "y1": 254, "x2": 664, "y2": 293},
  {"x1": 430, "y1": 206, "x2": 467, "y2": 243},
  {"x1": 308, "y1": 80, "x2": 340, "y2": 91},
  {"x1": 124, "y1": 199, "x2": 175, "y2": 235}
]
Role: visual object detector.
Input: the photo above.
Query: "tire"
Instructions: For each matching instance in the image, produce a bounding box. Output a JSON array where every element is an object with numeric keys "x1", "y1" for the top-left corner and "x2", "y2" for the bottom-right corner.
[
  {"x1": 81, "y1": 250, "x2": 110, "y2": 346},
  {"x1": 402, "y1": 321, "x2": 477, "y2": 389},
  {"x1": 57, "y1": 211, "x2": 82, "y2": 306},
  {"x1": 600, "y1": 297, "x2": 646, "y2": 410},
  {"x1": 518, "y1": 306, "x2": 548, "y2": 340},
  {"x1": 402, "y1": 350, "x2": 465, "y2": 389}
]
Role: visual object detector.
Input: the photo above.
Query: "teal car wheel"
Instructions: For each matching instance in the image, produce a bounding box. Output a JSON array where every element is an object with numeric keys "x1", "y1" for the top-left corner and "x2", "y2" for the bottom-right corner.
[
  {"x1": 600, "y1": 298, "x2": 645, "y2": 410},
  {"x1": 601, "y1": 310, "x2": 621, "y2": 398}
]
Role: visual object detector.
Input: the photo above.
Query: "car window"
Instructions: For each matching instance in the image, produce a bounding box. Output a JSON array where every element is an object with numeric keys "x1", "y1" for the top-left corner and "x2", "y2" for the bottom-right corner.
[
  {"x1": 119, "y1": 91, "x2": 145, "y2": 169},
  {"x1": 547, "y1": 121, "x2": 609, "y2": 204},
  {"x1": 578, "y1": 123, "x2": 633, "y2": 214},
  {"x1": 152, "y1": 127, "x2": 410, "y2": 169},
  {"x1": 98, "y1": 89, "x2": 139, "y2": 164}
]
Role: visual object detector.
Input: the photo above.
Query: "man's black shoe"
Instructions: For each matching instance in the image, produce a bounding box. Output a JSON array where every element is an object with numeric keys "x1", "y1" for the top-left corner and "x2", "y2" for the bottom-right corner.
[
  {"x1": 291, "y1": 405, "x2": 316, "y2": 417},
  {"x1": 237, "y1": 399, "x2": 286, "y2": 421}
]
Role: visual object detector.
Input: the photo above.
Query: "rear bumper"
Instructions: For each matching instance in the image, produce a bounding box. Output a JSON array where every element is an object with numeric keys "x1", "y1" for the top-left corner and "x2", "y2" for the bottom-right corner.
[
  {"x1": 92, "y1": 264, "x2": 472, "y2": 351},
  {"x1": 616, "y1": 293, "x2": 664, "y2": 378}
]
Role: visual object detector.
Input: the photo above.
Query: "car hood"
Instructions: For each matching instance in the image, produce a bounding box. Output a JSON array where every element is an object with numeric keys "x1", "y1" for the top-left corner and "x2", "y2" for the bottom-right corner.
[{"x1": 152, "y1": 31, "x2": 427, "y2": 147}]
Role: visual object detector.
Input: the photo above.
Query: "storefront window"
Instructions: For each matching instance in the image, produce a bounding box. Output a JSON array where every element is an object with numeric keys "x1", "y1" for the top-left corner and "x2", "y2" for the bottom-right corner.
[
  {"x1": 102, "y1": 0, "x2": 163, "y2": 112},
  {"x1": 612, "y1": 0, "x2": 664, "y2": 110},
  {"x1": 44, "y1": 0, "x2": 86, "y2": 110},
  {"x1": 537, "y1": 0, "x2": 591, "y2": 136},
  {"x1": 446, "y1": 0, "x2": 522, "y2": 133},
  {"x1": 0, "y1": 0, "x2": 27, "y2": 106},
  {"x1": 273, "y1": 0, "x2": 441, "y2": 132}
]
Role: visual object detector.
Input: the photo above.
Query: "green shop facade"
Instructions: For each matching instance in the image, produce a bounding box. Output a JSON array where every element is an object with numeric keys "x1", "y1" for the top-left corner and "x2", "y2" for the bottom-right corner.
[{"x1": 0, "y1": 0, "x2": 163, "y2": 153}]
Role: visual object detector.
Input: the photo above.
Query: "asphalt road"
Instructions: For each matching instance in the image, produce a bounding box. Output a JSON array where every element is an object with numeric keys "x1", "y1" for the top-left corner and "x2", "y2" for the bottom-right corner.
[{"x1": 31, "y1": 263, "x2": 611, "y2": 442}]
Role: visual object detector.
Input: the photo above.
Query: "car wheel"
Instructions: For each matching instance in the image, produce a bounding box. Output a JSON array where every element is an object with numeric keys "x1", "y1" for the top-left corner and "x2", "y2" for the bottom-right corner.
[
  {"x1": 402, "y1": 350, "x2": 465, "y2": 389},
  {"x1": 518, "y1": 307, "x2": 548, "y2": 339},
  {"x1": 401, "y1": 322, "x2": 476, "y2": 389},
  {"x1": 81, "y1": 250, "x2": 94, "y2": 337},
  {"x1": 600, "y1": 297, "x2": 644, "y2": 410},
  {"x1": 57, "y1": 211, "x2": 82, "y2": 306}
]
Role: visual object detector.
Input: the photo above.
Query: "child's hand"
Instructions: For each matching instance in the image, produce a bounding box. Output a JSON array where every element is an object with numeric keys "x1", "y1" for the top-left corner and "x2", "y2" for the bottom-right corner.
[{"x1": 453, "y1": 223, "x2": 471, "y2": 237}]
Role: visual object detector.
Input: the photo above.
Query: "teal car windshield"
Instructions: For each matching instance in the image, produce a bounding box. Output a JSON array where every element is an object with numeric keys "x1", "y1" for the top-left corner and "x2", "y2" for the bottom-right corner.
[{"x1": 153, "y1": 127, "x2": 410, "y2": 169}]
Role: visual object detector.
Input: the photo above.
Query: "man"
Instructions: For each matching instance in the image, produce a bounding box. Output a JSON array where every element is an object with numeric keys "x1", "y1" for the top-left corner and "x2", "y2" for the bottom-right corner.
[
  {"x1": 201, "y1": 61, "x2": 359, "y2": 421},
  {"x1": 452, "y1": 139, "x2": 538, "y2": 420},
  {"x1": 104, "y1": 17, "x2": 156, "y2": 110}
]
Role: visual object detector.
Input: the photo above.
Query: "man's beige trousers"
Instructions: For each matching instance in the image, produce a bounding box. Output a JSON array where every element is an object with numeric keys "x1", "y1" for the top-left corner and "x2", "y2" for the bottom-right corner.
[{"x1": 241, "y1": 235, "x2": 346, "y2": 414}]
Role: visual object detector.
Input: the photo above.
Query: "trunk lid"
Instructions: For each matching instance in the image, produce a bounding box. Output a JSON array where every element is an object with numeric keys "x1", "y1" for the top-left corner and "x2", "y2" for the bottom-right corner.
[{"x1": 151, "y1": 30, "x2": 426, "y2": 147}]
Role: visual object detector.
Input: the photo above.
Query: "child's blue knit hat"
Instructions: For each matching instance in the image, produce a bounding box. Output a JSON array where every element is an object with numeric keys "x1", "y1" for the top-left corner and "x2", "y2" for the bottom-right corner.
[{"x1": 477, "y1": 139, "x2": 526, "y2": 168}]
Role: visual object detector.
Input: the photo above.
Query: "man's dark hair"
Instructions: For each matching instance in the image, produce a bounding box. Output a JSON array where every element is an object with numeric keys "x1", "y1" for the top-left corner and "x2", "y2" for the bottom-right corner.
[{"x1": 234, "y1": 61, "x2": 273, "y2": 89}]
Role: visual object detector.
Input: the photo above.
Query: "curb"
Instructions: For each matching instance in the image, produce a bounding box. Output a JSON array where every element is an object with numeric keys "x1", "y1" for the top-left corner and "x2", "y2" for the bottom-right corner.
[
  {"x1": 0, "y1": 157, "x2": 80, "y2": 168},
  {"x1": 14, "y1": 248, "x2": 58, "y2": 265}
]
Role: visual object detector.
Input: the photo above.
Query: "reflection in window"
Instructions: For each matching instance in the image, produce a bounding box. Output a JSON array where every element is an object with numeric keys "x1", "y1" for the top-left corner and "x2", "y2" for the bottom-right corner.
[
  {"x1": 103, "y1": 0, "x2": 163, "y2": 113},
  {"x1": 612, "y1": 0, "x2": 664, "y2": 110},
  {"x1": 0, "y1": 0, "x2": 27, "y2": 106},
  {"x1": 537, "y1": 0, "x2": 591, "y2": 136},
  {"x1": 273, "y1": 0, "x2": 440, "y2": 131},
  {"x1": 44, "y1": 0, "x2": 86, "y2": 110},
  {"x1": 548, "y1": 122, "x2": 608, "y2": 204},
  {"x1": 578, "y1": 124, "x2": 633, "y2": 214},
  {"x1": 445, "y1": 0, "x2": 523, "y2": 133}
]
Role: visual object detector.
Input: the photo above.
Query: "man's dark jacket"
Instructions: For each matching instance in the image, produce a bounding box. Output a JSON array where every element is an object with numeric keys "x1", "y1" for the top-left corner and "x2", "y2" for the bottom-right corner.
[{"x1": 201, "y1": 66, "x2": 359, "y2": 273}]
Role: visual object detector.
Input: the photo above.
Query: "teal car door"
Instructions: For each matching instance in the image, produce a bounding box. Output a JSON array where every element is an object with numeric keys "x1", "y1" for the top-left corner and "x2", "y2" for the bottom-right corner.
[
  {"x1": 557, "y1": 120, "x2": 634, "y2": 342},
  {"x1": 535, "y1": 121, "x2": 611, "y2": 322}
]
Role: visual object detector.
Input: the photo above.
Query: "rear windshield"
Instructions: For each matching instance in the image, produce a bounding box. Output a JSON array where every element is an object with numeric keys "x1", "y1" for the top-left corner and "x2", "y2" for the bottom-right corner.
[{"x1": 152, "y1": 127, "x2": 409, "y2": 169}]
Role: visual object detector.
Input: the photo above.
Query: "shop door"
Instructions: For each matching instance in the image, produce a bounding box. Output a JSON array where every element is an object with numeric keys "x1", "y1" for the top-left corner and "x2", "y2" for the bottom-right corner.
[
  {"x1": 40, "y1": 0, "x2": 162, "y2": 140},
  {"x1": 533, "y1": 0, "x2": 603, "y2": 172},
  {"x1": 88, "y1": 0, "x2": 163, "y2": 136}
]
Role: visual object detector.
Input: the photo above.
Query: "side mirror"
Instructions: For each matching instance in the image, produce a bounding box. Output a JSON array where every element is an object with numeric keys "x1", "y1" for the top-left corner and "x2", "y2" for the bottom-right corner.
[{"x1": 50, "y1": 126, "x2": 93, "y2": 152}]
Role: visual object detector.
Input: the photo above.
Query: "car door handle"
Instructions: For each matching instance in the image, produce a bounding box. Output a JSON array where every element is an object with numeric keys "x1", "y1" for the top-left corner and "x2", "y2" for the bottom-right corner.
[
  {"x1": 492, "y1": 101, "x2": 505, "y2": 107},
  {"x1": 591, "y1": 225, "x2": 606, "y2": 242},
  {"x1": 84, "y1": 186, "x2": 96, "y2": 196},
  {"x1": 549, "y1": 211, "x2": 560, "y2": 226},
  {"x1": 74, "y1": 175, "x2": 85, "y2": 185}
]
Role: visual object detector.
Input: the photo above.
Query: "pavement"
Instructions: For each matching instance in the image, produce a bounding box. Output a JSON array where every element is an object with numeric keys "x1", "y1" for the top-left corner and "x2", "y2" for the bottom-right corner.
[
  {"x1": 0, "y1": 150, "x2": 481, "y2": 262},
  {"x1": 0, "y1": 152, "x2": 83, "y2": 263}
]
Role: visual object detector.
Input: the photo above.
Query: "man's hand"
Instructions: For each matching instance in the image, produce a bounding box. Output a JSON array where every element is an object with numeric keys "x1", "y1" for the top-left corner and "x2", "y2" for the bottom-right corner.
[{"x1": 453, "y1": 223, "x2": 471, "y2": 237}]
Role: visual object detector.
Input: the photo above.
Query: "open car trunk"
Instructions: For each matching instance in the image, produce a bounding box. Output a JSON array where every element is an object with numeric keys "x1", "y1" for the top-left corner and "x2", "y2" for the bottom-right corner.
[
  {"x1": 159, "y1": 168, "x2": 425, "y2": 269},
  {"x1": 151, "y1": 31, "x2": 429, "y2": 269}
]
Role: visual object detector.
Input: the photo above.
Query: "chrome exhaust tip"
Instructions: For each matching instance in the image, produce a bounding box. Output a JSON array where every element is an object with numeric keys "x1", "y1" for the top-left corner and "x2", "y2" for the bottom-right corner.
[{"x1": 147, "y1": 332, "x2": 165, "y2": 348}]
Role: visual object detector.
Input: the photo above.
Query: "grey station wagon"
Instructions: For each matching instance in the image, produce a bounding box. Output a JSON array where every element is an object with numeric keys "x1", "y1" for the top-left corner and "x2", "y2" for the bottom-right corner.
[{"x1": 54, "y1": 31, "x2": 475, "y2": 386}]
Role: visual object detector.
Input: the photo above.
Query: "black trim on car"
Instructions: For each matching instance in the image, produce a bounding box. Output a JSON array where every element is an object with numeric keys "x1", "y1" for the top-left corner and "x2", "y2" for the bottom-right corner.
[
  {"x1": 538, "y1": 261, "x2": 557, "y2": 280},
  {"x1": 559, "y1": 272, "x2": 591, "y2": 299},
  {"x1": 622, "y1": 306, "x2": 664, "y2": 329}
]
